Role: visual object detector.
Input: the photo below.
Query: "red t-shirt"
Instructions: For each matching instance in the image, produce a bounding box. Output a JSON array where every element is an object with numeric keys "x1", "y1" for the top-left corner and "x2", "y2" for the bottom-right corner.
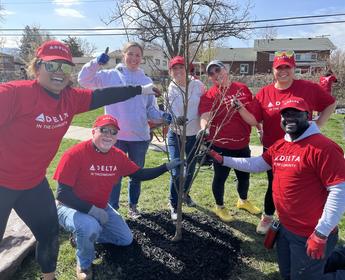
[
  {"x1": 319, "y1": 75, "x2": 337, "y2": 95},
  {"x1": 53, "y1": 140, "x2": 139, "y2": 208},
  {"x1": 253, "y1": 80, "x2": 335, "y2": 148},
  {"x1": 198, "y1": 82, "x2": 254, "y2": 149},
  {"x1": 262, "y1": 134, "x2": 345, "y2": 237},
  {"x1": 0, "y1": 80, "x2": 92, "y2": 190}
]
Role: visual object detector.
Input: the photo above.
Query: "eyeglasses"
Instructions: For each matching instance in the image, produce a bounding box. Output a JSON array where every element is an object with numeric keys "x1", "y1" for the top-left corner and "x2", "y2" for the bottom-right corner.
[
  {"x1": 98, "y1": 127, "x2": 118, "y2": 136},
  {"x1": 274, "y1": 51, "x2": 295, "y2": 58},
  {"x1": 41, "y1": 61, "x2": 73, "y2": 75},
  {"x1": 208, "y1": 66, "x2": 222, "y2": 76}
]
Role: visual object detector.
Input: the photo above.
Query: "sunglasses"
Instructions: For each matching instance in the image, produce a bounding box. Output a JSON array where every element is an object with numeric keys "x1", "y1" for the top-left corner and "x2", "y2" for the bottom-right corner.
[
  {"x1": 98, "y1": 127, "x2": 118, "y2": 136},
  {"x1": 274, "y1": 50, "x2": 295, "y2": 58},
  {"x1": 208, "y1": 66, "x2": 222, "y2": 76},
  {"x1": 41, "y1": 61, "x2": 73, "y2": 75}
]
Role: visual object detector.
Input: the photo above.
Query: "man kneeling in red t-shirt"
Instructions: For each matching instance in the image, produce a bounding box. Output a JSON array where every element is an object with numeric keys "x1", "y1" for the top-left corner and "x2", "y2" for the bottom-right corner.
[
  {"x1": 54, "y1": 115, "x2": 181, "y2": 280},
  {"x1": 208, "y1": 97, "x2": 345, "y2": 280}
]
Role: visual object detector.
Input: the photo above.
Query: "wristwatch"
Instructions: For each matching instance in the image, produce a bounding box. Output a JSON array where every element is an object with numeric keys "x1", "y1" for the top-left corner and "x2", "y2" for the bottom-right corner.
[{"x1": 314, "y1": 230, "x2": 327, "y2": 240}]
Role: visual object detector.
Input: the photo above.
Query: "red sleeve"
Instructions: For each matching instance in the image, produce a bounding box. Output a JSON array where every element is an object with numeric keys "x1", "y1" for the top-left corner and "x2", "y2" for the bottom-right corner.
[
  {"x1": 198, "y1": 88, "x2": 215, "y2": 115},
  {"x1": 53, "y1": 148, "x2": 81, "y2": 187},
  {"x1": 331, "y1": 75, "x2": 337, "y2": 82},
  {"x1": 308, "y1": 82, "x2": 335, "y2": 112},
  {"x1": 116, "y1": 149, "x2": 140, "y2": 176},
  {"x1": 68, "y1": 87, "x2": 93, "y2": 115},
  {"x1": 0, "y1": 83, "x2": 19, "y2": 126},
  {"x1": 312, "y1": 144, "x2": 345, "y2": 187}
]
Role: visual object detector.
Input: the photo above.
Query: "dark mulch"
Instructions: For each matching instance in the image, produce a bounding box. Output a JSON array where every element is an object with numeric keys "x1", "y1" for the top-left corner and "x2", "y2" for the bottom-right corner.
[{"x1": 94, "y1": 211, "x2": 241, "y2": 280}]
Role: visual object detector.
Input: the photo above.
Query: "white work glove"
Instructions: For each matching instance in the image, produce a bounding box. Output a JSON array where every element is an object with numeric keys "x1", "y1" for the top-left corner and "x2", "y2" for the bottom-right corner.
[
  {"x1": 141, "y1": 83, "x2": 161, "y2": 96},
  {"x1": 88, "y1": 205, "x2": 108, "y2": 225}
]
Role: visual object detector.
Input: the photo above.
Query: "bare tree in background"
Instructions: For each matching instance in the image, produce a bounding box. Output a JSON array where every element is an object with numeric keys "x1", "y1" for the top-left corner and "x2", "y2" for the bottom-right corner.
[
  {"x1": 105, "y1": 0, "x2": 251, "y2": 58},
  {"x1": 104, "y1": 0, "x2": 252, "y2": 241}
]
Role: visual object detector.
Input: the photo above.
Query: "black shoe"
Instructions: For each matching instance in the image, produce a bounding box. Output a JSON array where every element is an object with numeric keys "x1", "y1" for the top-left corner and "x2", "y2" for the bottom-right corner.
[{"x1": 183, "y1": 193, "x2": 196, "y2": 207}]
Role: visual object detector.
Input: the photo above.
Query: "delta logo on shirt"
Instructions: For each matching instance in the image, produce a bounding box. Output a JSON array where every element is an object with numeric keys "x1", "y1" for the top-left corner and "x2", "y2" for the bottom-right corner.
[
  {"x1": 273, "y1": 154, "x2": 301, "y2": 168},
  {"x1": 35, "y1": 112, "x2": 69, "y2": 130},
  {"x1": 267, "y1": 101, "x2": 282, "y2": 112},
  {"x1": 89, "y1": 164, "x2": 118, "y2": 177}
]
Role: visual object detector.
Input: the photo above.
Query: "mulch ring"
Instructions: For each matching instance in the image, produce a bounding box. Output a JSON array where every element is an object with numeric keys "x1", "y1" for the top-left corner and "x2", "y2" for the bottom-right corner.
[{"x1": 94, "y1": 211, "x2": 242, "y2": 280}]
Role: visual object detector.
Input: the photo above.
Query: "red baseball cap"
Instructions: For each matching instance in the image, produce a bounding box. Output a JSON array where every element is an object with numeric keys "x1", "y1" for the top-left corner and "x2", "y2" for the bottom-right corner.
[
  {"x1": 169, "y1": 56, "x2": 185, "y2": 69},
  {"x1": 273, "y1": 51, "x2": 296, "y2": 69},
  {"x1": 93, "y1": 115, "x2": 120, "y2": 130},
  {"x1": 36, "y1": 40, "x2": 74, "y2": 65},
  {"x1": 279, "y1": 97, "x2": 310, "y2": 113}
]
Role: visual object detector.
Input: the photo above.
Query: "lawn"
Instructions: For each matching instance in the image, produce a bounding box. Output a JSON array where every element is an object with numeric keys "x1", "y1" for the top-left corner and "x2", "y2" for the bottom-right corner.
[{"x1": 12, "y1": 114, "x2": 345, "y2": 280}]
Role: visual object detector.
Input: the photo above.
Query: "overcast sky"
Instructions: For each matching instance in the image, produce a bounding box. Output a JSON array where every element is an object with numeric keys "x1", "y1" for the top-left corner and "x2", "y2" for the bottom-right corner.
[{"x1": 1, "y1": 0, "x2": 345, "y2": 54}]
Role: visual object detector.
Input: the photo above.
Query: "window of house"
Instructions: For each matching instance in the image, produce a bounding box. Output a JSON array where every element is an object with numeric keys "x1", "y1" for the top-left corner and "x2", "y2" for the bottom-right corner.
[
  {"x1": 310, "y1": 53, "x2": 317, "y2": 61},
  {"x1": 141, "y1": 58, "x2": 146, "y2": 64},
  {"x1": 295, "y1": 54, "x2": 301, "y2": 61},
  {"x1": 162, "y1": 60, "x2": 167, "y2": 67},
  {"x1": 240, "y1": 64, "x2": 249, "y2": 74},
  {"x1": 115, "y1": 58, "x2": 121, "y2": 64},
  {"x1": 155, "y1": 59, "x2": 160, "y2": 66}
]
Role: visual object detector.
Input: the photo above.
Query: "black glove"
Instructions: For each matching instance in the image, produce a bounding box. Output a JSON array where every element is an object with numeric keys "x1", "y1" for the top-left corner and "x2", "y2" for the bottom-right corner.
[{"x1": 196, "y1": 128, "x2": 210, "y2": 141}]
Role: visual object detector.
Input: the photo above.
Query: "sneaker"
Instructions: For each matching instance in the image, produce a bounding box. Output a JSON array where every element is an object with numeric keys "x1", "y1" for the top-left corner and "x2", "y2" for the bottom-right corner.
[
  {"x1": 170, "y1": 205, "x2": 178, "y2": 221},
  {"x1": 76, "y1": 265, "x2": 92, "y2": 280},
  {"x1": 256, "y1": 214, "x2": 274, "y2": 235},
  {"x1": 128, "y1": 205, "x2": 141, "y2": 219},
  {"x1": 213, "y1": 205, "x2": 232, "y2": 222},
  {"x1": 236, "y1": 199, "x2": 261, "y2": 215},
  {"x1": 183, "y1": 193, "x2": 196, "y2": 207}
]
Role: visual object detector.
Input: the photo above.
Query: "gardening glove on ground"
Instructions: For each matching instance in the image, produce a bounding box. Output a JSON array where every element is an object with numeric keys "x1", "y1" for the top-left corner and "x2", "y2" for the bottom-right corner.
[
  {"x1": 175, "y1": 116, "x2": 188, "y2": 126},
  {"x1": 88, "y1": 205, "x2": 109, "y2": 225},
  {"x1": 165, "y1": 159, "x2": 183, "y2": 170},
  {"x1": 162, "y1": 113, "x2": 172, "y2": 125},
  {"x1": 196, "y1": 128, "x2": 210, "y2": 141},
  {"x1": 97, "y1": 47, "x2": 110, "y2": 65},
  {"x1": 208, "y1": 149, "x2": 223, "y2": 164},
  {"x1": 306, "y1": 231, "x2": 327, "y2": 260}
]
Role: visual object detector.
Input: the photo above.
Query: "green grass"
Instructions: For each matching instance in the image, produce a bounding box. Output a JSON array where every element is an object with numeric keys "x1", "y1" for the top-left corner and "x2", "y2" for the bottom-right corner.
[{"x1": 12, "y1": 114, "x2": 345, "y2": 280}]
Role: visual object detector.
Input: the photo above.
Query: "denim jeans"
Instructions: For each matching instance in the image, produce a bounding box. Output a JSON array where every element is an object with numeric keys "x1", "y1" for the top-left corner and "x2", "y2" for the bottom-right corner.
[
  {"x1": 167, "y1": 129, "x2": 197, "y2": 208},
  {"x1": 57, "y1": 204, "x2": 133, "y2": 270},
  {"x1": 109, "y1": 140, "x2": 150, "y2": 209},
  {"x1": 276, "y1": 224, "x2": 338, "y2": 280}
]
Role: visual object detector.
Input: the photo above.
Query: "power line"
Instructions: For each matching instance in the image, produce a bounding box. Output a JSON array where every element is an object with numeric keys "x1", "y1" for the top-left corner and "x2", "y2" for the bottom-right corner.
[
  {"x1": 2, "y1": 0, "x2": 112, "y2": 4},
  {"x1": 1, "y1": 19, "x2": 345, "y2": 36},
  {"x1": 1, "y1": 13, "x2": 345, "y2": 32}
]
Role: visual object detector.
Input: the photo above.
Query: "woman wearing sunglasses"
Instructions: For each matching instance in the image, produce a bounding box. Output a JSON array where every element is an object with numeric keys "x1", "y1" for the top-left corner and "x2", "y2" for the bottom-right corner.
[
  {"x1": 198, "y1": 60, "x2": 260, "y2": 223},
  {"x1": 78, "y1": 42, "x2": 171, "y2": 219},
  {"x1": 0, "y1": 40, "x2": 157, "y2": 280},
  {"x1": 54, "y1": 114, "x2": 181, "y2": 280},
  {"x1": 249, "y1": 51, "x2": 336, "y2": 235}
]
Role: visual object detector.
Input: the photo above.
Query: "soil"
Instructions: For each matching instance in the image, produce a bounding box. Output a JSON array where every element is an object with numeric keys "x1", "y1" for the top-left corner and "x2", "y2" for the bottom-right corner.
[{"x1": 94, "y1": 211, "x2": 241, "y2": 280}]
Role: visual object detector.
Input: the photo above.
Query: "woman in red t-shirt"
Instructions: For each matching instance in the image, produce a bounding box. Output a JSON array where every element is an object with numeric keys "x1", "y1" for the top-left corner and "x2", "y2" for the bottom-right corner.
[
  {"x1": 198, "y1": 60, "x2": 260, "y2": 223},
  {"x1": 0, "y1": 40, "x2": 157, "y2": 280}
]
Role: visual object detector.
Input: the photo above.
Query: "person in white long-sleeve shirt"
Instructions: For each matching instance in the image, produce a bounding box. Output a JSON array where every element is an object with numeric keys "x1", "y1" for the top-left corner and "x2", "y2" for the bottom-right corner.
[
  {"x1": 208, "y1": 97, "x2": 345, "y2": 280},
  {"x1": 78, "y1": 42, "x2": 171, "y2": 219},
  {"x1": 166, "y1": 56, "x2": 206, "y2": 220}
]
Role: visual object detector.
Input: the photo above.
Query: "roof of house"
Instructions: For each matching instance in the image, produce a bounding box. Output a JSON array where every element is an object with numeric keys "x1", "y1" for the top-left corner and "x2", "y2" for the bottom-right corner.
[
  {"x1": 213, "y1": 48, "x2": 257, "y2": 62},
  {"x1": 254, "y1": 37, "x2": 336, "y2": 51}
]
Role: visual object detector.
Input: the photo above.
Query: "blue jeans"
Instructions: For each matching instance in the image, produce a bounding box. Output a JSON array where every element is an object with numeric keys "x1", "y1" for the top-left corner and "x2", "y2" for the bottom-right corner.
[
  {"x1": 109, "y1": 140, "x2": 150, "y2": 209},
  {"x1": 57, "y1": 204, "x2": 133, "y2": 270},
  {"x1": 167, "y1": 130, "x2": 197, "y2": 208},
  {"x1": 276, "y1": 224, "x2": 338, "y2": 280}
]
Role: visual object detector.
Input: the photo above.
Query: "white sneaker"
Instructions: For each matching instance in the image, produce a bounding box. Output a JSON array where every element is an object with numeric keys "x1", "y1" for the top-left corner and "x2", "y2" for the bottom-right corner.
[
  {"x1": 170, "y1": 205, "x2": 177, "y2": 221},
  {"x1": 256, "y1": 214, "x2": 273, "y2": 235},
  {"x1": 128, "y1": 205, "x2": 141, "y2": 219}
]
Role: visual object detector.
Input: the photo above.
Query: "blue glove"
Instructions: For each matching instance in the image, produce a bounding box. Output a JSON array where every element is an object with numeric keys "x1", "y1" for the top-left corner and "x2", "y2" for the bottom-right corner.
[
  {"x1": 97, "y1": 47, "x2": 110, "y2": 65},
  {"x1": 162, "y1": 113, "x2": 172, "y2": 125}
]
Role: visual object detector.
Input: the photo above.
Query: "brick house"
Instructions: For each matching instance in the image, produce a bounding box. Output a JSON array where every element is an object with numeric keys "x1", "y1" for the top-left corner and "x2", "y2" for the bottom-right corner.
[
  {"x1": 0, "y1": 52, "x2": 15, "y2": 71},
  {"x1": 254, "y1": 37, "x2": 336, "y2": 74}
]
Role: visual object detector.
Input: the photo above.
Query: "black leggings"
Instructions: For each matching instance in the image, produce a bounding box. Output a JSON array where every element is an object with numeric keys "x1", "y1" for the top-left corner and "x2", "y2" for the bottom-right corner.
[
  {"x1": 0, "y1": 178, "x2": 59, "y2": 273},
  {"x1": 212, "y1": 146, "x2": 251, "y2": 205},
  {"x1": 263, "y1": 147, "x2": 275, "y2": 216}
]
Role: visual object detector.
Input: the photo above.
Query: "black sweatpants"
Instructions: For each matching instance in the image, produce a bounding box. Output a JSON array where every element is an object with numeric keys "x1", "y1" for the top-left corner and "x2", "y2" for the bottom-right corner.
[
  {"x1": 263, "y1": 147, "x2": 275, "y2": 216},
  {"x1": 212, "y1": 145, "x2": 251, "y2": 205},
  {"x1": 0, "y1": 178, "x2": 59, "y2": 273}
]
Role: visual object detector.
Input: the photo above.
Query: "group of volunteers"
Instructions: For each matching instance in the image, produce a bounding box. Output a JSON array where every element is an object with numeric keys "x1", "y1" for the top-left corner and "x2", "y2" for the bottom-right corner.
[{"x1": 0, "y1": 39, "x2": 344, "y2": 280}]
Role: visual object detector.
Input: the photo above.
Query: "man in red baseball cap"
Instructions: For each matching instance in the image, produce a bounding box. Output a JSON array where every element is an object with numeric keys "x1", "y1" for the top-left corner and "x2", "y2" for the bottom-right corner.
[
  {"x1": 207, "y1": 97, "x2": 345, "y2": 279},
  {"x1": 54, "y1": 114, "x2": 182, "y2": 279}
]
